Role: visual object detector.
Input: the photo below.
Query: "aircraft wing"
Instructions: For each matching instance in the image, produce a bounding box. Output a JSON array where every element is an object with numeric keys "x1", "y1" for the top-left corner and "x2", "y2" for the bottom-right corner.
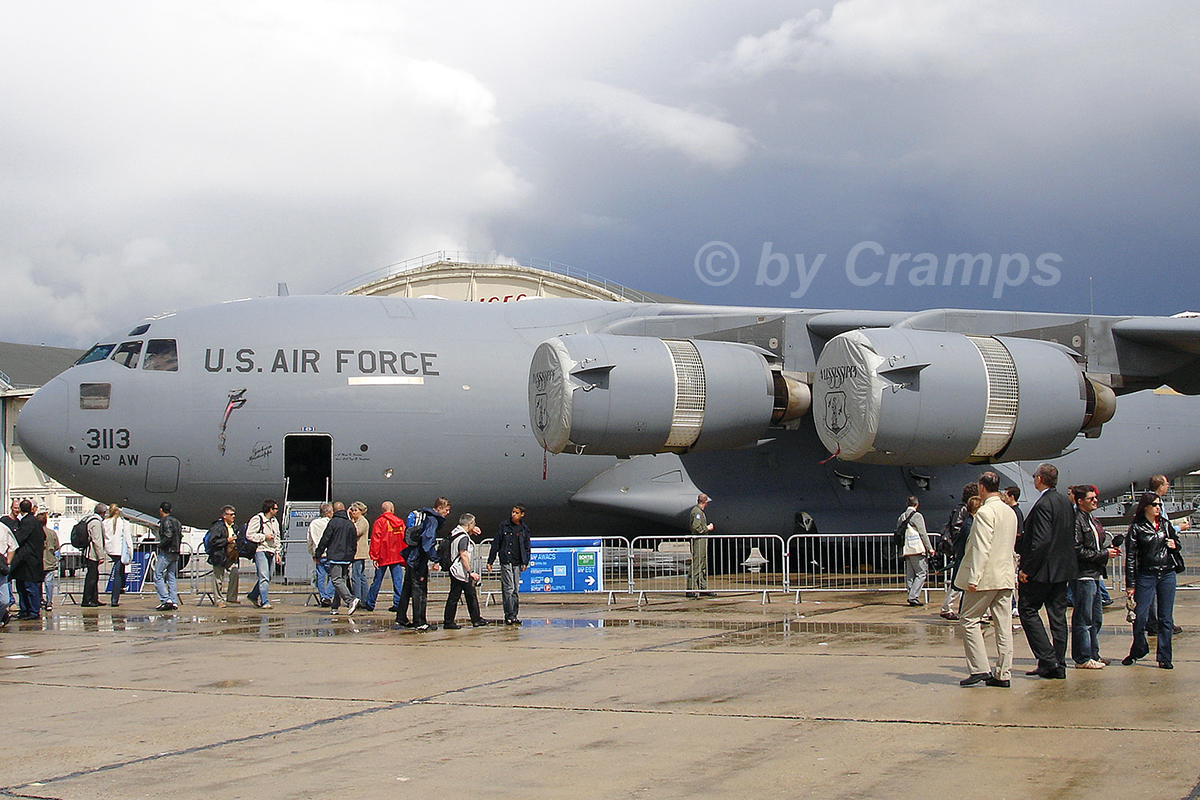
[
  {"x1": 1112, "y1": 317, "x2": 1200, "y2": 356},
  {"x1": 529, "y1": 303, "x2": 1200, "y2": 467}
]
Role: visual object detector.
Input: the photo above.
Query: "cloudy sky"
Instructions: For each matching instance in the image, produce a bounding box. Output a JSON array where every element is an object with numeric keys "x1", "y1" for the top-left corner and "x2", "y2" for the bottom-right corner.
[{"x1": 2, "y1": 0, "x2": 1198, "y2": 347}]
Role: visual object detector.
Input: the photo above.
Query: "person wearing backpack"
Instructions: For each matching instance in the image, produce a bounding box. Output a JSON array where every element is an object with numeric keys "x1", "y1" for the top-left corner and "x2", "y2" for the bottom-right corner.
[
  {"x1": 487, "y1": 504, "x2": 532, "y2": 626},
  {"x1": 244, "y1": 500, "x2": 280, "y2": 609},
  {"x1": 443, "y1": 513, "x2": 489, "y2": 629},
  {"x1": 898, "y1": 497, "x2": 933, "y2": 607},
  {"x1": 153, "y1": 501, "x2": 182, "y2": 611},
  {"x1": 397, "y1": 498, "x2": 449, "y2": 631},
  {"x1": 78, "y1": 503, "x2": 107, "y2": 607}
]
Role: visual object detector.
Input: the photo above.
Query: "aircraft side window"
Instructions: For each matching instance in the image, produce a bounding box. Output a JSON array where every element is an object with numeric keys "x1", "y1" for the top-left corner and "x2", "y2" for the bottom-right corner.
[
  {"x1": 142, "y1": 339, "x2": 178, "y2": 371},
  {"x1": 75, "y1": 343, "x2": 116, "y2": 365},
  {"x1": 80, "y1": 383, "x2": 111, "y2": 410},
  {"x1": 111, "y1": 340, "x2": 142, "y2": 369}
]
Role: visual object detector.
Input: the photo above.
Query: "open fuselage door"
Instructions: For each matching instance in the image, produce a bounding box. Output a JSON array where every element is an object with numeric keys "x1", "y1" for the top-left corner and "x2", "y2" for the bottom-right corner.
[{"x1": 282, "y1": 434, "x2": 332, "y2": 586}]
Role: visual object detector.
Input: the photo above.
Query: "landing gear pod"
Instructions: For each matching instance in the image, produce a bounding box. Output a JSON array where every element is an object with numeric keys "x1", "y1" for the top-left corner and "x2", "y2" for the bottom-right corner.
[
  {"x1": 529, "y1": 334, "x2": 809, "y2": 456},
  {"x1": 813, "y1": 328, "x2": 1115, "y2": 465}
]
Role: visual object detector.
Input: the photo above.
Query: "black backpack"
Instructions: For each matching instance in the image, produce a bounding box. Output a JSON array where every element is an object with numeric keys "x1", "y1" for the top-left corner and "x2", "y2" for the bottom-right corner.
[
  {"x1": 236, "y1": 519, "x2": 258, "y2": 559},
  {"x1": 70, "y1": 516, "x2": 92, "y2": 550},
  {"x1": 894, "y1": 509, "x2": 916, "y2": 548},
  {"x1": 436, "y1": 530, "x2": 466, "y2": 573}
]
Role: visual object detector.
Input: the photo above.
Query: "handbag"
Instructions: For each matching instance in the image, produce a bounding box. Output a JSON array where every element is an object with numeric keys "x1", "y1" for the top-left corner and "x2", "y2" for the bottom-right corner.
[
  {"x1": 1171, "y1": 548, "x2": 1186, "y2": 574},
  {"x1": 1125, "y1": 596, "x2": 1137, "y2": 623}
]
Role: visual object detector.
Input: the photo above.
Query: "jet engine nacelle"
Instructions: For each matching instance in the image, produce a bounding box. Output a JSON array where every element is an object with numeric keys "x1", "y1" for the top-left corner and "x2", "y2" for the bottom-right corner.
[
  {"x1": 813, "y1": 328, "x2": 1116, "y2": 465},
  {"x1": 529, "y1": 334, "x2": 809, "y2": 456}
]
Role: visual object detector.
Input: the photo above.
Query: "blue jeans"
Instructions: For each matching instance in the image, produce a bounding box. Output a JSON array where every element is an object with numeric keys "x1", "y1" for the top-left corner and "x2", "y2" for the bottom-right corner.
[
  {"x1": 1131, "y1": 570, "x2": 1176, "y2": 664},
  {"x1": 17, "y1": 579, "x2": 42, "y2": 617},
  {"x1": 366, "y1": 563, "x2": 404, "y2": 610},
  {"x1": 498, "y1": 563, "x2": 522, "y2": 622},
  {"x1": 1070, "y1": 579, "x2": 1103, "y2": 664},
  {"x1": 246, "y1": 551, "x2": 275, "y2": 606},
  {"x1": 109, "y1": 555, "x2": 126, "y2": 605},
  {"x1": 312, "y1": 558, "x2": 333, "y2": 602},
  {"x1": 352, "y1": 560, "x2": 367, "y2": 603},
  {"x1": 153, "y1": 552, "x2": 179, "y2": 606},
  {"x1": 42, "y1": 569, "x2": 55, "y2": 609}
]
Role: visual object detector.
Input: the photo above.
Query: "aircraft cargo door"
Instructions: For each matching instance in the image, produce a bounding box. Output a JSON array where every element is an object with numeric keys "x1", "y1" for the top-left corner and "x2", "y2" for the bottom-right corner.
[{"x1": 284, "y1": 434, "x2": 332, "y2": 502}]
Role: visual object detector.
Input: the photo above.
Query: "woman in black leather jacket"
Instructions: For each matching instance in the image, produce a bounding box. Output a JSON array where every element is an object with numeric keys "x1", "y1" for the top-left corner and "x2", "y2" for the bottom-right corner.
[{"x1": 1122, "y1": 492, "x2": 1182, "y2": 669}]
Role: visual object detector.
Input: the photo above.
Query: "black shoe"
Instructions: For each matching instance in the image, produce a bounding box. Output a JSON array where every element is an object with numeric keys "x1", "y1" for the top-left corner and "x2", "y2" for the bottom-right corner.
[
  {"x1": 387, "y1": 607, "x2": 400, "y2": 613},
  {"x1": 984, "y1": 676, "x2": 1011, "y2": 688},
  {"x1": 959, "y1": 672, "x2": 990, "y2": 686},
  {"x1": 443, "y1": 622, "x2": 462, "y2": 629},
  {"x1": 415, "y1": 623, "x2": 438, "y2": 632},
  {"x1": 685, "y1": 592, "x2": 698, "y2": 598},
  {"x1": 1026, "y1": 667, "x2": 1048, "y2": 676},
  {"x1": 1159, "y1": 661, "x2": 1174, "y2": 669},
  {"x1": 16, "y1": 613, "x2": 39, "y2": 620},
  {"x1": 361, "y1": 605, "x2": 374, "y2": 612},
  {"x1": 1173, "y1": 625, "x2": 1183, "y2": 635},
  {"x1": 156, "y1": 604, "x2": 169, "y2": 611},
  {"x1": 1121, "y1": 655, "x2": 1138, "y2": 666},
  {"x1": 907, "y1": 599, "x2": 923, "y2": 607},
  {"x1": 1046, "y1": 667, "x2": 1067, "y2": 679},
  {"x1": 472, "y1": 619, "x2": 491, "y2": 627}
]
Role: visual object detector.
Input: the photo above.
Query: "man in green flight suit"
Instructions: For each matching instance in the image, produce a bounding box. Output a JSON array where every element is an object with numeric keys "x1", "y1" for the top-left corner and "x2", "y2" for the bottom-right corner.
[{"x1": 687, "y1": 493, "x2": 714, "y2": 598}]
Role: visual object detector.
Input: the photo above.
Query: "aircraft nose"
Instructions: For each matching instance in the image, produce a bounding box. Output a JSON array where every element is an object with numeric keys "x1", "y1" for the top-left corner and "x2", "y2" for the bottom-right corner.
[{"x1": 17, "y1": 376, "x2": 69, "y2": 477}]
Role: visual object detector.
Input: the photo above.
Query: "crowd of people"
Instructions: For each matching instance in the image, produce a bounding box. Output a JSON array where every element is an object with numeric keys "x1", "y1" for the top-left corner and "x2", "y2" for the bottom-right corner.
[
  {"x1": 898, "y1": 466, "x2": 1187, "y2": 687},
  {"x1": 203, "y1": 496, "x2": 534, "y2": 631}
]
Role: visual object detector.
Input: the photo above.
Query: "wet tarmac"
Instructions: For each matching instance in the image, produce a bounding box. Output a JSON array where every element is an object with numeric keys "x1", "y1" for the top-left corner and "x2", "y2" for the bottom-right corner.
[{"x1": 2, "y1": 590, "x2": 1198, "y2": 799}]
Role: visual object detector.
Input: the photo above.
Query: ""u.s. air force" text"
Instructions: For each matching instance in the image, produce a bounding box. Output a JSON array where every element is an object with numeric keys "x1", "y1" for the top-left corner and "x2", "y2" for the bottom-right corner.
[{"x1": 204, "y1": 348, "x2": 439, "y2": 375}]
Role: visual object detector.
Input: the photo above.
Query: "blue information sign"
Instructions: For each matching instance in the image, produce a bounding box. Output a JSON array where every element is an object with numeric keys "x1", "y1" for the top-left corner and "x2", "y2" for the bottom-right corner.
[
  {"x1": 520, "y1": 537, "x2": 603, "y2": 593},
  {"x1": 105, "y1": 551, "x2": 152, "y2": 594}
]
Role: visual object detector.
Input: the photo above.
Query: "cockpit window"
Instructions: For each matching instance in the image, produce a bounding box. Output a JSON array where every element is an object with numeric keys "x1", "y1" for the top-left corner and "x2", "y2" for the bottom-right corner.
[
  {"x1": 76, "y1": 344, "x2": 116, "y2": 366},
  {"x1": 111, "y1": 341, "x2": 142, "y2": 369},
  {"x1": 142, "y1": 339, "x2": 179, "y2": 372},
  {"x1": 80, "y1": 383, "x2": 111, "y2": 410}
]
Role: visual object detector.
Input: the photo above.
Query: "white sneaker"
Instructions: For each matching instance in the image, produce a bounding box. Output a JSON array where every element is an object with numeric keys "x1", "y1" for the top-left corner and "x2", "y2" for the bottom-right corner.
[{"x1": 347, "y1": 598, "x2": 360, "y2": 616}]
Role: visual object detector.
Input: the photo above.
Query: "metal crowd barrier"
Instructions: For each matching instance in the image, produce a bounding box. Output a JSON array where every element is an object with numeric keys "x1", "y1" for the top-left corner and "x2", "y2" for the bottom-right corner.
[
  {"x1": 45, "y1": 529, "x2": 1197, "y2": 611},
  {"x1": 786, "y1": 532, "x2": 949, "y2": 603},
  {"x1": 627, "y1": 534, "x2": 787, "y2": 604},
  {"x1": 53, "y1": 541, "x2": 202, "y2": 605}
]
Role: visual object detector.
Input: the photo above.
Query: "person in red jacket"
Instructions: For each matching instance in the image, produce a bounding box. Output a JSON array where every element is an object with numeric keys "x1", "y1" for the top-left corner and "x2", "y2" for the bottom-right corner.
[{"x1": 365, "y1": 501, "x2": 406, "y2": 612}]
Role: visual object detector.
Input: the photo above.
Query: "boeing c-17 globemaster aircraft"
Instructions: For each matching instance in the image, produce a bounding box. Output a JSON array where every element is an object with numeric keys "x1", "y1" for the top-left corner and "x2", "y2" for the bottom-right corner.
[{"x1": 14, "y1": 295, "x2": 1200, "y2": 536}]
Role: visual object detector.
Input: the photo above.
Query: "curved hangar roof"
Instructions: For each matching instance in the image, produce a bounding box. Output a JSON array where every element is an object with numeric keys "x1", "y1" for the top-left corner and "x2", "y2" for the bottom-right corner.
[{"x1": 331, "y1": 252, "x2": 662, "y2": 303}]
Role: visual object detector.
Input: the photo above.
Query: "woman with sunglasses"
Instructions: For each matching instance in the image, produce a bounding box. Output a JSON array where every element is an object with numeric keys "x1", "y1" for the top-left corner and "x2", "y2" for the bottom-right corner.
[{"x1": 1122, "y1": 492, "x2": 1182, "y2": 668}]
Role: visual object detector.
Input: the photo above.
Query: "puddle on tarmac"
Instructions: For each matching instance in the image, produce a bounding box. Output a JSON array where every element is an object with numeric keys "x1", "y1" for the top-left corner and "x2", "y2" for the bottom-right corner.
[{"x1": 14, "y1": 609, "x2": 1125, "y2": 650}]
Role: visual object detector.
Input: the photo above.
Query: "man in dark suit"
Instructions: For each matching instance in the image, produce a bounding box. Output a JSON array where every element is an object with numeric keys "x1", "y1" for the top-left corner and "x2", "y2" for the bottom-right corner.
[
  {"x1": 1018, "y1": 464, "x2": 1079, "y2": 678},
  {"x1": 11, "y1": 500, "x2": 46, "y2": 620}
]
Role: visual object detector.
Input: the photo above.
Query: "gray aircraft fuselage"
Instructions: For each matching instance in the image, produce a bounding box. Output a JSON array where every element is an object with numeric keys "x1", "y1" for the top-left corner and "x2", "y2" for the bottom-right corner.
[{"x1": 16, "y1": 296, "x2": 1200, "y2": 534}]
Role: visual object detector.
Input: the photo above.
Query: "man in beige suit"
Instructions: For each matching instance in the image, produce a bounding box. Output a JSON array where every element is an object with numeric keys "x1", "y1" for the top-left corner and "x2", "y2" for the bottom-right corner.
[{"x1": 956, "y1": 470, "x2": 1019, "y2": 688}]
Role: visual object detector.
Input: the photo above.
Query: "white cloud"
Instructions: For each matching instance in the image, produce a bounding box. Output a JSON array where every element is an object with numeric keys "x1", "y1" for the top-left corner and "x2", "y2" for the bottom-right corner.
[
  {"x1": 717, "y1": 0, "x2": 1037, "y2": 79},
  {"x1": 566, "y1": 82, "x2": 753, "y2": 171}
]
